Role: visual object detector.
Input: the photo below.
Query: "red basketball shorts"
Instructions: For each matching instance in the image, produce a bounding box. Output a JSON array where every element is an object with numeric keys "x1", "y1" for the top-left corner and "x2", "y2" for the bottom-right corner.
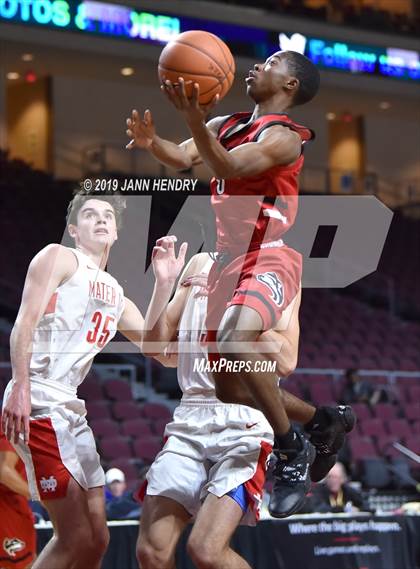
[
  {"x1": 0, "y1": 501, "x2": 36, "y2": 569},
  {"x1": 206, "y1": 242, "x2": 302, "y2": 342}
]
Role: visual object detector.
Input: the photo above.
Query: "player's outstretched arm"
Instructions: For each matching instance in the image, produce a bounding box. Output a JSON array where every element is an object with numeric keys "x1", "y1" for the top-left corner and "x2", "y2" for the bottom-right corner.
[
  {"x1": 118, "y1": 297, "x2": 144, "y2": 348},
  {"x1": 125, "y1": 108, "x2": 225, "y2": 171},
  {"x1": 117, "y1": 297, "x2": 178, "y2": 367},
  {"x1": 162, "y1": 80, "x2": 301, "y2": 179},
  {"x1": 0, "y1": 449, "x2": 30, "y2": 498},
  {"x1": 2, "y1": 245, "x2": 76, "y2": 444}
]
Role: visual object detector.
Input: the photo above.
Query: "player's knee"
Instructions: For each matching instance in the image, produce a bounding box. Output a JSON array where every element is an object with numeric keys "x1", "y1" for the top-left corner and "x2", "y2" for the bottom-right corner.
[
  {"x1": 57, "y1": 524, "x2": 94, "y2": 558},
  {"x1": 91, "y1": 525, "x2": 110, "y2": 557},
  {"x1": 187, "y1": 536, "x2": 219, "y2": 569},
  {"x1": 136, "y1": 540, "x2": 173, "y2": 569}
]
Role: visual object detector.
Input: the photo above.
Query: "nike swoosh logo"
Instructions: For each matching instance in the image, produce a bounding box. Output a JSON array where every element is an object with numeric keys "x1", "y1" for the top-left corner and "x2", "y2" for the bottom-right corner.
[{"x1": 246, "y1": 422, "x2": 259, "y2": 429}]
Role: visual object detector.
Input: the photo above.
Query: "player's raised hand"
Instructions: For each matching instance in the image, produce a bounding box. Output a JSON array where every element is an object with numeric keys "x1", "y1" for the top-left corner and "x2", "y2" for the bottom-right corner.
[
  {"x1": 161, "y1": 78, "x2": 219, "y2": 123},
  {"x1": 125, "y1": 109, "x2": 156, "y2": 150},
  {"x1": 151, "y1": 235, "x2": 188, "y2": 285},
  {"x1": 2, "y1": 383, "x2": 31, "y2": 445}
]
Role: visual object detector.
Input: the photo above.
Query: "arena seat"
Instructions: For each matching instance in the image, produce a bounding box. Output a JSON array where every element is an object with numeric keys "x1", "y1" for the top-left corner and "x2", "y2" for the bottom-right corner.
[
  {"x1": 90, "y1": 418, "x2": 120, "y2": 438},
  {"x1": 86, "y1": 400, "x2": 112, "y2": 420},
  {"x1": 140, "y1": 403, "x2": 173, "y2": 421},
  {"x1": 103, "y1": 379, "x2": 133, "y2": 401},
  {"x1": 151, "y1": 418, "x2": 168, "y2": 438},
  {"x1": 387, "y1": 419, "x2": 412, "y2": 439},
  {"x1": 113, "y1": 401, "x2": 142, "y2": 421},
  {"x1": 78, "y1": 380, "x2": 104, "y2": 401},
  {"x1": 402, "y1": 403, "x2": 420, "y2": 421},
  {"x1": 121, "y1": 418, "x2": 153, "y2": 437},
  {"x1": 349, "y1": 437, "x2": 378, "y2": 461},
  {"x1": 371, "y1": 403, "x2": 399, "y2": 420},
  {"x1": 359, "y1": 418, "x2": 387, "y2": 438},
  {"x1": 132, "y1": 437, "x2": 162, "y2": 463},
  {"x1": 100, "y1": 436, "x2": 133, "y2": 461},
  {"x1": 108, "y1": 458, "x2": 143, "y2": 485}
]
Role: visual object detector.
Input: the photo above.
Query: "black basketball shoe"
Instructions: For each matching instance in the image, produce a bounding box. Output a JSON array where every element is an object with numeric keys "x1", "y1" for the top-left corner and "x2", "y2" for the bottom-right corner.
[
  {"x1": 305, "y1": 405, "x2": 356, "y2": 482},
  {"x1": 268, "y1": 430, "x2": 316, "y2": 519}
]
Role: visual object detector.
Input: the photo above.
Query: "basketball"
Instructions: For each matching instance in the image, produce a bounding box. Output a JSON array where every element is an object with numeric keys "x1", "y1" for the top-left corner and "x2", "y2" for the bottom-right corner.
[{"x1": 158, "y1": 30, "x2": 235, "y2": 105}]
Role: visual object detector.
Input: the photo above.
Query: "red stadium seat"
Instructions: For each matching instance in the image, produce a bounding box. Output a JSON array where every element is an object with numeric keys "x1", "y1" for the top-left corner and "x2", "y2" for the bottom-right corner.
[
  {"x1": 403, "y1": 436, "x2": 420, "y2": 455},
  {"x1": 100, "y1": 436, "x2": 133, "y2": 461},
  {"x1": 132, "y1": 437, "x2": 162, "y2": 463},
  {"x1": 86, "y1": 400, "x2": 112, "y2": 420},
  {"x1": 402, "y1": 403, "x2": 420, "y2": 421},
  {"x1": 108, "y1": 458, "x2": 141, "y2": 484},
  {"x1": 140, "y1": 403, "x2": 173, "y2": 421},
  {"x1": 152, "y1": 418, "x2": 168, "y2": 438},
  {"x1": 372, "y1": 403, "x2": 398, "y2": 420},
  {"x1": 359, "y1": 418, "x2": 387, "y2": 438},
  {"x1": 376, "y1": 436, "x2": 403, "y2": 458},
  {"x1": 349, "y1": 437, "x2": 378, "y2": 461},
  {"x1": 78, "y1": 380, "x2": 104, "y2": 401},
  {"x1": 121, "y1": 418, "x2": 153, "y2": 437},
  {"x1": 351, "y1": 403, "x2": 372, "y2": 422},
  {"x1": 113, "y1": 401, "x2": 142, "y2": 421},
  {"x1": 90, "y1": 418, "x2": 120, "y2": 438},
  {"x1": 103, "y1": 379, "x2": 133, "y2": 401},
  {"x1": 387, "y1": 419, "x2": 411, "y2": 439}
]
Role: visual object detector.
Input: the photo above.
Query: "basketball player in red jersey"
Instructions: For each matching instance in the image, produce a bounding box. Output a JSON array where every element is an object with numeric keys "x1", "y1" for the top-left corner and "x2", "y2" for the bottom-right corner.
[
  {"x1": 0, "y1": 425, "x2": 36, "y2": 569},
  {"x1": 126, "y1": 50, "x2": 355, "y2": 518}
]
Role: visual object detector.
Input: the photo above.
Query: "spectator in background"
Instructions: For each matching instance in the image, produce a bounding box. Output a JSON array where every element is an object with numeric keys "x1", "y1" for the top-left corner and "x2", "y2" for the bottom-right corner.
[
  {"x1": 0, "y1": 425, "x2": 36, "y2": 569},
  {"x1": 341, "y1": 368, "x2": 388, "y2": 406},
  {"x1": 105, "y1": 468, "x2": 141, "y2": 520},
  {"x1": 309, "y1": 462, "x2": 368, "y2": 514}
]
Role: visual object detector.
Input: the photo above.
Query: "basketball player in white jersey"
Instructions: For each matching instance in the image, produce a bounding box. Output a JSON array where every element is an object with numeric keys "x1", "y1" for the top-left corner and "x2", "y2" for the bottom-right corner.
[
  {"x1": 1, "y1": 192, "x2": 154, "y2": 569},
  {"x1": 137, "y1": 237, "x2": 303, "y2": 569}
]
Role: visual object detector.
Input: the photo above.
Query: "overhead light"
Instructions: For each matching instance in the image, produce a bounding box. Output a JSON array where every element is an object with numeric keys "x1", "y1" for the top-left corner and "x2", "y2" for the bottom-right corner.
[
  {"x1": 120, "y1": 67, "x2": 134, "y2": 76},
  {"x1": 379, "y1": 101, "x2": 391, "y2": 110},
  {"x1": 22, "y1": 53, "x2": 34, "y2": 62},
  {"x1": 25, "y1": 70, "x2": 37, "y2": 83},
  {"x1": 7, "y1": 72, "x2": 20, "y2": 80},
  {"x1": 326, "y1": 112, "x2": 336, "y2": 121},
  {"x1": 341, "y1": 112, "x2": 353, "y2": 123}
]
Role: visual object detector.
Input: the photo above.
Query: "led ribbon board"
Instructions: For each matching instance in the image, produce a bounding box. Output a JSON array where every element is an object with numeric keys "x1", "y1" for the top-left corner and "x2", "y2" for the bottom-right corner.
[{"x1": 1, "y1": 0, "x2": 419, "y2": 81}]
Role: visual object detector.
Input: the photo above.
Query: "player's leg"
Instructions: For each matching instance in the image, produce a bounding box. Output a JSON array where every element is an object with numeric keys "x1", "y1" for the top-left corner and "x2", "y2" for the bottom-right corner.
[
  {"x1": 215, "y1": 307, "x2": 315, "y2": 519},
  {"x1": 187, "y1": 493, "x2": 251, "y2": 569},
  {"x1": 85, "y1": 486, "x2": 110, "y2": 569},
  {"x1": 33, "y1": 477, "x2": 102, "y2": 569},
  {"x1": 137, "y1": 495, "x2": 190, "y2": 569},
  {"x1": 278, "y1": 389, "x2": 356, "y2": 480}
]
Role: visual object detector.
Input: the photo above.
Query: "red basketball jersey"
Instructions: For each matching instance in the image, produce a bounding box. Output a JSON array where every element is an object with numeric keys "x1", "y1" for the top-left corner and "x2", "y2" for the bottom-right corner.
[{"x1": 210, "y1": 112, "x2": 314, "y2": 253}]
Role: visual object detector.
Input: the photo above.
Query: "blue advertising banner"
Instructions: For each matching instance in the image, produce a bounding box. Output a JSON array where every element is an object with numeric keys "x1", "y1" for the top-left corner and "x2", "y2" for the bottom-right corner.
[{"x1": 1, "y1": 0, "x2": 419, "y2": 82}]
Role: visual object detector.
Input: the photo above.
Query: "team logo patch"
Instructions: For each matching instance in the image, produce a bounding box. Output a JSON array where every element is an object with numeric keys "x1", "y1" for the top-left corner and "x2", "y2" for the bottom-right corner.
[
  {"x1": 40, "y1": 475, "x2": 58, "y2": 493},
  {"x1": 3, "y1": 538, "x2": 25, "y2": 557},
  {"x1": 256, "y1": 272, "x2": 284, "y2": 307}
]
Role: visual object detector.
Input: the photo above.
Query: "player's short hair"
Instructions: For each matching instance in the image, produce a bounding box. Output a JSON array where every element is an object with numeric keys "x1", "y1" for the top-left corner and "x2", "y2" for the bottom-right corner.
[
  {"x1": 66, "y1": 189, "x2": 126, "y2": 229},
  {"x1": 282, "y1": 51, "x2": 320, "y2": 106}
]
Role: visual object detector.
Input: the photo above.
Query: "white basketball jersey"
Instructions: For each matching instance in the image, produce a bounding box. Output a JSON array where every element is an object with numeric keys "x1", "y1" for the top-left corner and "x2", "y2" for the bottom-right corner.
[
  {"x1": 30, "y1": 248, "x2": 125, "y2": 392},
  {"x1": 177, "y1": 258, "x2": 216, "y2": 400}
]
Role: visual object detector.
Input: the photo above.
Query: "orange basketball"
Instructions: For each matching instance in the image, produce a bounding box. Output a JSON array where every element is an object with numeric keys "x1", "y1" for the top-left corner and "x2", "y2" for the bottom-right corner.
[{"x1": 158, "y1": 30, "x2": 235, "y2": 105}]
